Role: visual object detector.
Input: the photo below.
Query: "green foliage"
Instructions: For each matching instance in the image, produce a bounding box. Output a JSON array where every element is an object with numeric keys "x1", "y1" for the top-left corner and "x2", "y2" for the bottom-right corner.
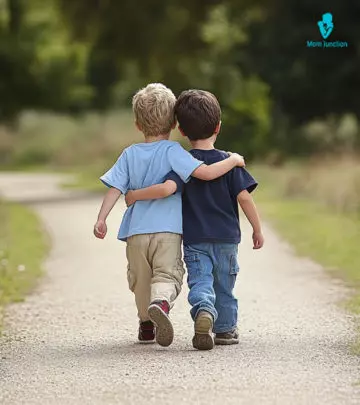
[
  {"x1": 56, "y1": 0, "x2": 360, "y2": 156},
  {"x1": 0, "y1": 0, "x2": 359, "y2": 157},
  {"x1": 0, "y1": 0, "x2": 91, "y2": 121},
  {"x1": 237, "y1": 0, "x2": 360, "y2": 125}
]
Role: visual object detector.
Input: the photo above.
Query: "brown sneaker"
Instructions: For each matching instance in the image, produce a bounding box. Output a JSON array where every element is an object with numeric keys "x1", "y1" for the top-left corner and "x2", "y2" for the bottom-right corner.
[
  {"x1": 214, "y1": 329, "x2": 239, "y2": 345},
  {"x1": 138, "y1": 320, "x2": 155, "y2": 344},
  {"x1": 192, "y1": 311, "x2": 214, "y2": 351}
]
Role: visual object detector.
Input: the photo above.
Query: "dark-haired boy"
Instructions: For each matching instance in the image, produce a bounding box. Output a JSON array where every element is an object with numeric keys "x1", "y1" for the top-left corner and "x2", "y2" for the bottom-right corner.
[{"x1": 125, "y1": 90, "x2": 264, "y2": 350}]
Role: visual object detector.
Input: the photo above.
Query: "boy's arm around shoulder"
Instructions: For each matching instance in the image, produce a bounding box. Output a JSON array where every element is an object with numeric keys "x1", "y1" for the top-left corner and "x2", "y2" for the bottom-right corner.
[
  {"x1": 168, "y1": 142, "x2": 245, "y2": 182},
  {"x1": 191, "y1": 152, "x2": 245, "y2": 181},
  {"x1": 124, "y1": 148, "x2": 247, "y2": 206},
  {"x1": 125, "y1": 180, "x2": 178, "y2": 207}
]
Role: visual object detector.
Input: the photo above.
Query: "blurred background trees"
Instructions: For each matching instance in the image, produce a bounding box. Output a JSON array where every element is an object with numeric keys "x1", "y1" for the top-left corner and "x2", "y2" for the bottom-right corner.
[{"x1": 0, "y1": 0, "x2": 359, "y2": 160}]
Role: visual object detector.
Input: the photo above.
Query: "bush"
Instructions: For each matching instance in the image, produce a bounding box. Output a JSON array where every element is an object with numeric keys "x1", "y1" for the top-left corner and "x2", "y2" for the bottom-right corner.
[{"x1": 256, "y1": 157, "x2": 360, "y2": 215}]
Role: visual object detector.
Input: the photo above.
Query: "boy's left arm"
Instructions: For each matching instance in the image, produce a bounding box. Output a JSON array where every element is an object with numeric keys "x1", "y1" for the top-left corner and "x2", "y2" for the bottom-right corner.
[
  {"x1": 237, "y1": 190, "x2": 264, "y2": 249},
  {"x1": 231, "y1": 167, "x2": 264, "y2": 249}
]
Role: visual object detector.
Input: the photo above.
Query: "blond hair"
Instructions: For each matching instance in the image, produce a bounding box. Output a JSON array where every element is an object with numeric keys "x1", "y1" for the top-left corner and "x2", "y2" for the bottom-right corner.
[{"x1": 132, "y1": 83, "x2": 176, "y2": 137}]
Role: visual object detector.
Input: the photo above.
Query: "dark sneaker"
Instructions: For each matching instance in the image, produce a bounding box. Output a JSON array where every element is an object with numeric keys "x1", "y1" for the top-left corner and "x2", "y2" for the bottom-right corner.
[
  {"x1": 148, "y1": 301, "x2": 174, "y2": 347},
  {"x1": 138, "y1": 320, "x2": 155, "y2": 343},
  {"x1": 214, "y1": 329, "x2": 239, "y2": 345},
  {"x1": 192, "y1": 311, "x2": 214, "y2": 351}
]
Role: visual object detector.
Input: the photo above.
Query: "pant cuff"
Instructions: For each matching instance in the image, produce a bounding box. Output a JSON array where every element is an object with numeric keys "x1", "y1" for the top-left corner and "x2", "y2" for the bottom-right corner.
[
  {"x1": 194, "y1": 307, "x2": 217, "y2": 322},
  {"x1": 213, "y1": 324, "x2": 237, "y2": 334},
  {"x1": 151, "y1": 282, "x2": 177, "y2": 305}
]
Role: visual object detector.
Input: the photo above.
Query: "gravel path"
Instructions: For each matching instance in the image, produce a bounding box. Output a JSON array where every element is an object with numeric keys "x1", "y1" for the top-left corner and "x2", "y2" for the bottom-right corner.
[{"x1": 0, "y1": 173, "x2": 359, "y2": 405}]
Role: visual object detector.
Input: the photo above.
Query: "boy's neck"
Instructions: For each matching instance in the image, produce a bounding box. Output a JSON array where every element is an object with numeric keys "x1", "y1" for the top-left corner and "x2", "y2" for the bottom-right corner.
[
  {"x1": 144, "y1": 133, "x2": 170, "y2": 143},
  {"x1": 190, "y1": 135, "x2": 216, "y2": 150}
]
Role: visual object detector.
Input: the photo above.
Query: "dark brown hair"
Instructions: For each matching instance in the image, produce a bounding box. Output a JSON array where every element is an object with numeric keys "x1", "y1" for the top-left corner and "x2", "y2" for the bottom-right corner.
[{"x1": 175, "y1": 90, "x2": 221, "y2": 140}]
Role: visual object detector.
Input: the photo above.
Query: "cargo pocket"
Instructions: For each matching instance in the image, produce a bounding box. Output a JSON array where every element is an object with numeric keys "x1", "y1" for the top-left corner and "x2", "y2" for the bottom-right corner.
[
  {"x1": 173, "y1": 256, "x2": 185, "y2": 293},
  {"x1": 184, "y1": 252, "x2": 203, "y2": 288},
  {"x1": 229, "y1": 254, "x2": 240, "y2": 275},
  {"x1": 184, "y1": 253, "x2": 202, "y2": 272},
  {"x1": 127, "y1": 264, "x2": 136, "y2": 292},
  {"x1": 228, "y1": 254, "x2": 239, "y2": 291}
]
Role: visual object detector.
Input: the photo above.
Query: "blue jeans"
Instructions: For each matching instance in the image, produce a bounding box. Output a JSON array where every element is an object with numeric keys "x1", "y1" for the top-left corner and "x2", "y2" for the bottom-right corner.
[{"x1": 183, "y1": 243, "x2": 239, "y2": 334}]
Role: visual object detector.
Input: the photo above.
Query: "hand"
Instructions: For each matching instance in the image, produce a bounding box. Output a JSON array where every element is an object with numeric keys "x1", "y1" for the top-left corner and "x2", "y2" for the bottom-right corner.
[
  {"x1": 252, "y1": 231, "x2": 264, "y2": 249},
  {"x1": 94, "y1": 219, "x2": 107, "y2": 239},
  {"x1": 228, "y1": 152, "x2": 245, "y2": 168},
  {"x1": 125, "y1": 190, "x2": 136, "y2": 207}
]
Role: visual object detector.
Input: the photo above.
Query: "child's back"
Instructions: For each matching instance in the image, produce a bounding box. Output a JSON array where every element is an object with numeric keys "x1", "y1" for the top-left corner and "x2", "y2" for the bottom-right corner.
[
  {"x1": 101, "y1": 140, "x2": 197, "y2": 240},
  {"x1": 182, "y1": 148, "x2": 257, "y2": 246}
]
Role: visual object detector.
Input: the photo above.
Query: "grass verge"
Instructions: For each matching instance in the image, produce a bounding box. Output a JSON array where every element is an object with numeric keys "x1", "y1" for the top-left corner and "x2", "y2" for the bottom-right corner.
[
  {"x1": 0, "y1": 200, "x2": 48, "y2": 330},
  {"x1": 253, "y1": 164, "x2": 360, "y2": 352}
]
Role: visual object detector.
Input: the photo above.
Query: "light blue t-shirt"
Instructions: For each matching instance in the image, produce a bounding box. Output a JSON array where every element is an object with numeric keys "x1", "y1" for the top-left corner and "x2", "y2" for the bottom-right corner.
[{"x1": 100, "y1": 140, "x2": 203, "y2": 241}]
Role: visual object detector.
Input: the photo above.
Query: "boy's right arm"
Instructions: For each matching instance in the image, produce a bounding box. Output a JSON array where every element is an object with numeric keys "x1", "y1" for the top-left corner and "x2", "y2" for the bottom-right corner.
[
  {"x1": 168, "y1": 143, "x2": 245, "y2": 183},
  {"x1": 237, "y1": 190, "x2": 264, "y2": 249},
  {"x1": 94, "y1": 187, "x2": 122, "y2": 239},
  {"x1": 191, "y1": 153, "x2": 245, "y2": 181},
  {"x1": 95, "y1": 150, "x2": 129, "y2": 238}
]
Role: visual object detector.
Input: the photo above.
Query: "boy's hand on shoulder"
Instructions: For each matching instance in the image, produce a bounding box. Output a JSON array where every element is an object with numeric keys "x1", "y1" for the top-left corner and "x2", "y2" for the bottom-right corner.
[
  {"x1": 227, "y1": 152, "x2": 245, "y2": 168},
  {"x1": 252, "y1": 231, "x2": 264, "y2": 249},
  {"x1": 125, "y1": 190, "x2": 136, "y2": 207},
  {"x1": 94, "y1": 219, "x2": 107, "y2": 239}
]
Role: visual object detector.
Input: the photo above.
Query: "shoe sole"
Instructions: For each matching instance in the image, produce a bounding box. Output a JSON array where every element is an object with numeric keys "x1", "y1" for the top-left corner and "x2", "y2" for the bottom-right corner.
[
  {"x1": 138, "y1": 340, "x2": 156, "y2": 345},
  {"x1": 148, "y1": 305, "x2": 174, "y2": 347},
  {"x1": 193, "y1": 315, "x2": 214, "y2": 351},
  {"x1": 214, "y1": 337, "x2": 239, "y2": 345}
]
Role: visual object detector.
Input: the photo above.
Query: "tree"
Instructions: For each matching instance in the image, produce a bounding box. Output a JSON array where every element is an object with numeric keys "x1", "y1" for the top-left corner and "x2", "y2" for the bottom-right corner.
[{"x1": 0, "y1": 0, "x2": 91, "y2": 123}]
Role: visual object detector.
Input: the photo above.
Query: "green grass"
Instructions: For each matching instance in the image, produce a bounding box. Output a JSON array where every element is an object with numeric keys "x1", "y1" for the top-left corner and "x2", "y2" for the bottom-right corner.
[
  {"x1": 256, "y1": 188, "x2": 360, "y2": 288},
  {"x1": 0, "y1": 201, "x2": 48, "y2": 329}
]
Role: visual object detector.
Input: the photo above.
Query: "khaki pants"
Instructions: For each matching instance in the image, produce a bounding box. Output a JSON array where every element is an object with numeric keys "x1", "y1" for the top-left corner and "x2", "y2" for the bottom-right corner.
[{"x1": 126, "y1": 233, "x2": 185, "y2": 322}]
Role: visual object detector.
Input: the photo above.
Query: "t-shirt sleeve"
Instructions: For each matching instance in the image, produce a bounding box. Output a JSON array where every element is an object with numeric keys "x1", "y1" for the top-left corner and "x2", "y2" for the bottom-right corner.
[
  {"x1": 165, "y1": 171, "x2": 184, "y2": 194},
  {"x1": 100, "y1": 151, "x2": 129, "y2": 194},
  {"x1": 167, "y1": 143, "x2": 203, "y2": 183},
  {"x1": 230, "y1": 167, "x2": 258, "y2": 198}
]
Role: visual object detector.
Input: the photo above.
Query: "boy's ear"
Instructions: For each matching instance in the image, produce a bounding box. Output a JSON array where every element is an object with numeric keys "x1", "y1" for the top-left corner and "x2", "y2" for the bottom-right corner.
[
  {"x1": 214, "y1": 121, "x2": 222, "y2": 135},
  {"x1": 178, "y1": 125, "x2": 187, "y2": 137},
  {"x1": 135, "y1": 121, "x2": 142, "y2": 131}
]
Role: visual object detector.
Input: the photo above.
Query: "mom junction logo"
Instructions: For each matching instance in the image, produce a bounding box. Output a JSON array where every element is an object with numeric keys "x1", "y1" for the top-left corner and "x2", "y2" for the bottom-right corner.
[{"x1": 307, "y1": 12, "x2": 348, "y2": 48}]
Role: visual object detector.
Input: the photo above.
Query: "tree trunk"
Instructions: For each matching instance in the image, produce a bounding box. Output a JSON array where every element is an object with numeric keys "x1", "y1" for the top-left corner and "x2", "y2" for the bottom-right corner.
[{"x1": 8, "y1": 0, "x2": 23, "y2": 36}]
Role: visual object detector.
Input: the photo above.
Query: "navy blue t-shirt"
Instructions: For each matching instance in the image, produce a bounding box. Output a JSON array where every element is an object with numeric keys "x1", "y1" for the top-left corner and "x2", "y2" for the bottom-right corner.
[{"x1": 167, "y1": 149, "x2": 258, "y2": 245}]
